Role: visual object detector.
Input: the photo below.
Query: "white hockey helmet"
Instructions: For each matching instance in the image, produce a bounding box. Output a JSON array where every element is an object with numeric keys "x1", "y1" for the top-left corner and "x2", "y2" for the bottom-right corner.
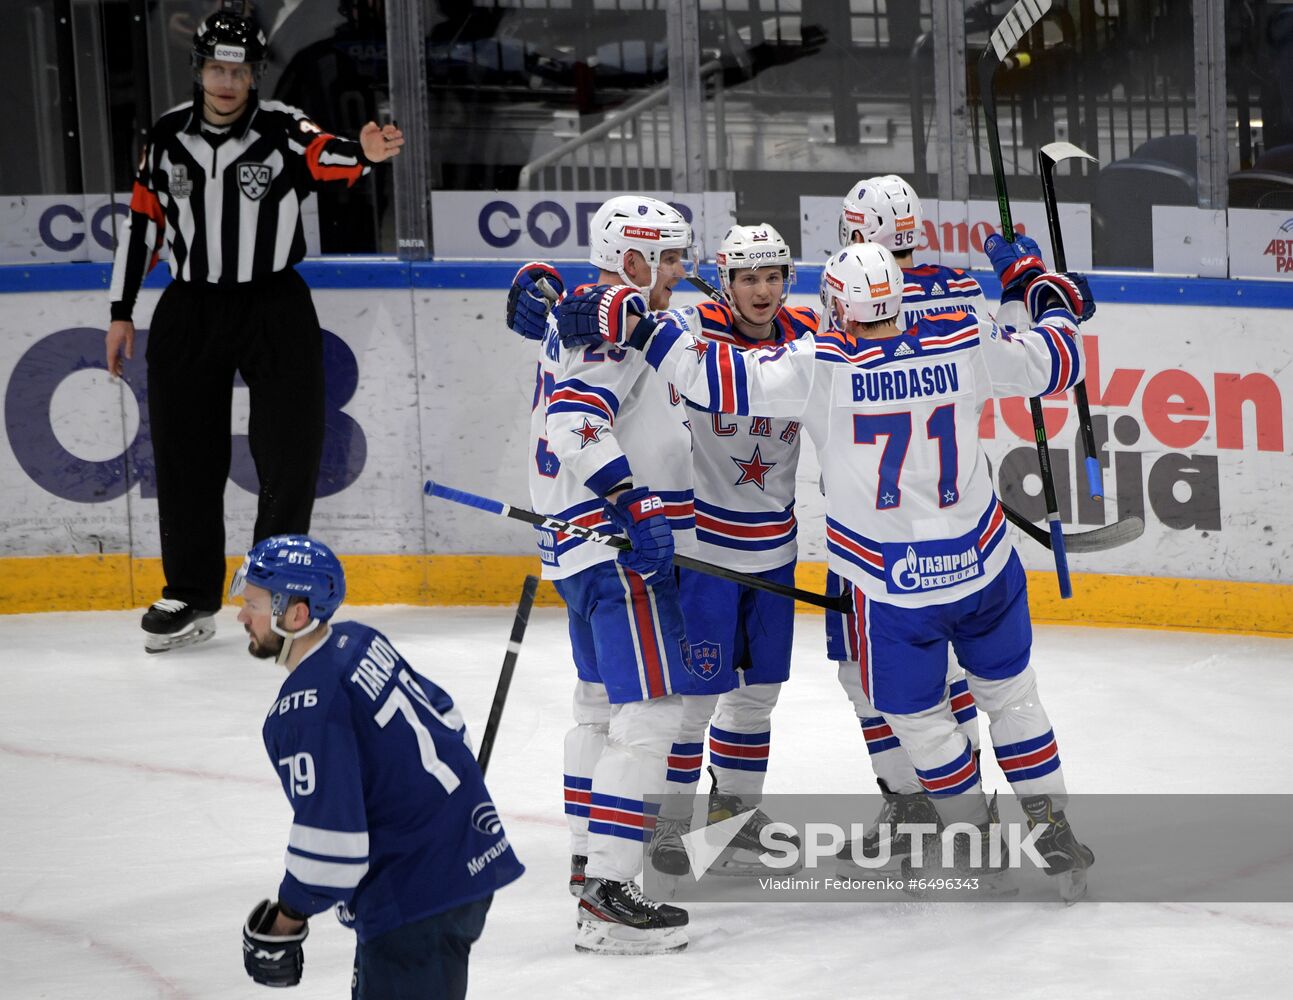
[
  {"x1": 587, "y1": 195, "x2": 697, "y2": 293},
  {"x1": 838, "y1": 174, "x2": 923, "y2": 252},
  {"x1": 822, "y1": 243, "x2": 904, "y2": 330},
  {"x1": 716, "y1": 223, "x2": 796, "y2": 320}
]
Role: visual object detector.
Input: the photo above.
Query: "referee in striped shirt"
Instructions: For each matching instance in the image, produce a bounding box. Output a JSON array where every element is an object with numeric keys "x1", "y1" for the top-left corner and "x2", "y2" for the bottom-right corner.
[{"x1": 105, "y1": 0, "x2": 403, "y2": 653}]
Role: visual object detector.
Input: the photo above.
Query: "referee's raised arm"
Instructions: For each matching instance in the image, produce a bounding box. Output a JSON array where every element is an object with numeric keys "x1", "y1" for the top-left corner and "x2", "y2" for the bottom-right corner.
[{"x1": 105, "y1": 0, "x2": 402, "y2": 655}]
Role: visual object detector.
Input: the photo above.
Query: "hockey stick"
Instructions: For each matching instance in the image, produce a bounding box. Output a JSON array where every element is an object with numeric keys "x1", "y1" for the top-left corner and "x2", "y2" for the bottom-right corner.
[
  {"x1": 477, "y1": 574, "x2": 538, "y2": 778},
  {"x1": 688, "y1": 266, "x2": 1138, "y2": 553},
  {"x1": 686, "y1": 273, "x2": 723, "y2": 299},
  {"x1": 978, "y1": 0, "x2": 1072, "y2": 599},
  {"x1": 1039, "y1": 140, "x2": 1103, "y2": 501},
  {"x1": 423, "y1": 479, "x2": 852, "y2": 614}
]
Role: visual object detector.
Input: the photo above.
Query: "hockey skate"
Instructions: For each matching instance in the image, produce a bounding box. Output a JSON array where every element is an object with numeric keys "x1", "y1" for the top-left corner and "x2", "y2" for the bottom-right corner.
[
  {"x1": 836, "y1": 779, "x2": 940, "y2": 874},
  {"x1": 703, "y1": 768, "x2": 801, "y2": 876},
  {"x1": 569, "y1": 855, "x2": 587, "y2": 897},
  {"x1": 647, "y1": 816, "x2": 692, "y2": 877},
  {"x1": 901, "y1": 793, "x2": 1018, "y2": 898},
  {"x1": 575, "y1": 878, "x2": 688, "y2": 955},
  {"x1": 1020, "y1": 795, "x2": 1095, "y2": 904},
  {"x1": 141, "y1": 599, "x2": 216, "y2": 653}
]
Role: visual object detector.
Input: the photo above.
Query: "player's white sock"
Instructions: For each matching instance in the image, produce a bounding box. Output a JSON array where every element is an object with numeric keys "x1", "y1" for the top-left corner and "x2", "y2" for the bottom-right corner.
[
  {"x1": 970, "y1": 666, "x2": 1069, "y2": 810},
  {"x1": 882, "y1": 698, "x2": 988, "y2": 828},
  {"x1": 661, "y1": 694, "x2": 718, "y2": 820},
  {"x1": 708, "y1": 682, "x2": 780, "y2": 801},
  {"x1": 837, "y1": 661, "x2": 921, "y2": 793},
  {"x1": 565, "y1": 681, "x2": 610, "y2": 856},
  {"x1": 948, "y1": 672, "x2": 982, "y2": 753},
  {"x1": 586, "y1": 694, "x2": 684, "y2": 883}
]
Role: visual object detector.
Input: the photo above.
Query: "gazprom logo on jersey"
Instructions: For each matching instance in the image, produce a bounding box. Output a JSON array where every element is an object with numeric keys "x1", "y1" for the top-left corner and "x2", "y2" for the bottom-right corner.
[
  {"x1": 883, "y1": 539, "x2": 981, "y2": 593},
  {"x1": 851, "y1": 362, "x2": 960, "y2": 403}
]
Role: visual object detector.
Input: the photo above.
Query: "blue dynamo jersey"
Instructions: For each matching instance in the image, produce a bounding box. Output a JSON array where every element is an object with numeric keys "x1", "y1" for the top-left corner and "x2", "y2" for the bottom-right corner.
[{"x1": 262, "y1": 621, "x2": 524, "y2": 942}]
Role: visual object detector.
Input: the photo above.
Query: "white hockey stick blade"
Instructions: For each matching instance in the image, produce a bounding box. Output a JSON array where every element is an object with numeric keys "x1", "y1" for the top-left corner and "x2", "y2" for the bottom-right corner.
[
  {"x1": 1060, "y1": 515, "x2": 1145, "y2": 554},
  {"x1": 990, "y1": 0, "x2": 1053, "y2": 62},
  {"x1": 1041, "y1": 141, "x2": 1098, "y2": 165}
]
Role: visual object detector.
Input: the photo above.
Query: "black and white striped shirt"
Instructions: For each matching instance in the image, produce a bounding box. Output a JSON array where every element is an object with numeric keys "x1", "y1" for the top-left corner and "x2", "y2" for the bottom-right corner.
[{"x1": 109, "y1": 97, "x2": 371, "y2": 321}]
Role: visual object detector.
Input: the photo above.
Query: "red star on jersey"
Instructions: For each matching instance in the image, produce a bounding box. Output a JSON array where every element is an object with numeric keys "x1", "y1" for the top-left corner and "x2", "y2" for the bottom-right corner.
[
  {"x1": 572, "y1": 418, "x2": 603, "y2": 448},
  {"x1": 732, "y1": 445, "x2": 776, "y2": 491},
  {"x1": 686, "y1": 339, "x2": 710, "y2": 362}
]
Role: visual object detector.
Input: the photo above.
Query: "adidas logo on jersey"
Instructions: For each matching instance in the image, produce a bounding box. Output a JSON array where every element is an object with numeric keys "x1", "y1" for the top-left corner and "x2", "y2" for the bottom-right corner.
[
  {"x1": 931, "y1": 282, "x2": 944, "y2": 296},
  {"x1": 894, "y1": 342, "x2": 915, "y2": 357}
]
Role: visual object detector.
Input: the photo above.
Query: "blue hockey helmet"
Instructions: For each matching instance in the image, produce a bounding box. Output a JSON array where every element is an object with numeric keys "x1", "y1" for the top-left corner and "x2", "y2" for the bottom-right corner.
[{"x1": 230, "y1": 535, "x2": 346, "y2": 622}]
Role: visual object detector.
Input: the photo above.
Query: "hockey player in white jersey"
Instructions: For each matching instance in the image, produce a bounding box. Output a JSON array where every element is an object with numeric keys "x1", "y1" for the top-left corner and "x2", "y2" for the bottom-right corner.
[
  {"x1": 555, "y1": 240, "x2": 1097, "y2": 901},
  {"x1": 828, "y1": 175, "x2": 984, "y2": 864},
  {"x1": 648, "y1": 225, "x2": 818, "y2": 877},
  {"x1": 513, "y1": 196, "x2": 699, "y2": 953}
]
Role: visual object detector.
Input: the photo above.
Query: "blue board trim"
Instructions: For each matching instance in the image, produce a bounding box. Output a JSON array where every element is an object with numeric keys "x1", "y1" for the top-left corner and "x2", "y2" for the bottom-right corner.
[{"x1": 4, "y1": 259, "x2": 1293, "y2": 308}]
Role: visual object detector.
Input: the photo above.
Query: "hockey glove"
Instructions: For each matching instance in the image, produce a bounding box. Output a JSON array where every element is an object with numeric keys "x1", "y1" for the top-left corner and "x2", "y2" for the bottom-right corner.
[
  {"x1": 505, "y1": 262, "x2": 564, "y2": 340},
  {"x1": 556, "y1": 284, "x2": 657, "y2": 350},
  {"x1": 984, "y1": 232, "x2": 1046, "y2": 303},
  {"x1": 1025, "y1": 271, "x2": 1095, "y2": 323},
  {"x1": 243, "y1": 899, "x2": 309, "y2": 988},
  {"x1": 604, "y1": 487, "x2": 675, "y2": 583}
]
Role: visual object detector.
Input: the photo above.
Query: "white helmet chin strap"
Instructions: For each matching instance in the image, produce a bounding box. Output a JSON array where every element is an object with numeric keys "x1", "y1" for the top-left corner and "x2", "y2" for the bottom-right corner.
[{"x1": 270, "y1": 615, "x2": 322, "y2": 666}]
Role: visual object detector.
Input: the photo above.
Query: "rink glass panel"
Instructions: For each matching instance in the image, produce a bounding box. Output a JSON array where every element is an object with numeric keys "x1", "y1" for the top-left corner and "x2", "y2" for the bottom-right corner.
[{"x1": 0, "y1": 2, "x2": 1290, "y2": 274}]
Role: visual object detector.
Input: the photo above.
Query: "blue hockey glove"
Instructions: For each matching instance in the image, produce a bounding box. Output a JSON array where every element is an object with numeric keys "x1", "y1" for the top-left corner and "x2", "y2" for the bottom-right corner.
[
  {"x1": 505, "y1": 261, "x2": 564, "y2": 340},
  {"x1": 984, "y1": 232, "x2": 1046, "y2": 301},
  {"x1": 555, "y1": 284, "x2": 657, "y2": 350},
  {"x1": 1025, "y1": 271, "x2": 1096, "y2": 323},
  {"x1": 604, "y1": 487, "x2": 674, "y2": 582},
  {"x1": 243, "y1": 899, "x2": 309, "y2": 987}
]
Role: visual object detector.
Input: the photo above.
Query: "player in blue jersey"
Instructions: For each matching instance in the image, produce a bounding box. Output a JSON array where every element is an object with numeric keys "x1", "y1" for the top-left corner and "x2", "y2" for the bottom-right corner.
[
  {"x1": 233, "y1": 535, "x2": 523, "y2": 996},
  {"x1": 555, "y1": 238, "x2": 1097, "y2": 901}
]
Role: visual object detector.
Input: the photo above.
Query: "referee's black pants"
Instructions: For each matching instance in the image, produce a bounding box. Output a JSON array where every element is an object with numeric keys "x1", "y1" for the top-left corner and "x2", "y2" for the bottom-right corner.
[{"x1": 146, "y1": 268, "x2": 325, "y2": 612}]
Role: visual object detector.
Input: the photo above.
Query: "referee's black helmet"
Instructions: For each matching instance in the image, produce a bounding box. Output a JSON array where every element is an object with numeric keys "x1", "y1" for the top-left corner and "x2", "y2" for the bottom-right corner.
[{"x1": 192, "y1": 1, "x2": 268, "y2": 73}]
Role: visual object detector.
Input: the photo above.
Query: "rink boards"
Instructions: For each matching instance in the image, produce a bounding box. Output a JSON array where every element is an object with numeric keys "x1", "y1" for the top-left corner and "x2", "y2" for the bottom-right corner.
[{"x1": 0, "y1": 260, "x2": 1289, "y2": 635}]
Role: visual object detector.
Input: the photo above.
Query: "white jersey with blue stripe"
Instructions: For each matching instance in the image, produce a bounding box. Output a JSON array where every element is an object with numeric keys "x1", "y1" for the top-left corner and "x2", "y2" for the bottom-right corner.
[
  {"x1": 689, "y1": 300, "x2": 818, "y2": 573},
  {"x1": 262, "y1": 621, "x2": 524, "y2": 942},
  {"x1": 528, "y1": 286, "x2": 698, "y2": 580},
  {"x1": 638, "y1": 300, "x2": 1084, "y2": 608}
]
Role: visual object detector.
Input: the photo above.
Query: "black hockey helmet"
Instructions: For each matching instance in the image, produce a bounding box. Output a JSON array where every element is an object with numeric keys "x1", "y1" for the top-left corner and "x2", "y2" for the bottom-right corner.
[{"x1": 192, "y1": 1, "x2": 267, "y2": 73}]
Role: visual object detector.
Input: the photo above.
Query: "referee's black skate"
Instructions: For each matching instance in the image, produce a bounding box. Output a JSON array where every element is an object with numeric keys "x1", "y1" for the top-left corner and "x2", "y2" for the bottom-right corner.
[
  {"x1": 575, "y1": 878, "x2": 688, "y2": 954},
  {"x1": 141, "y1": 599, "x2": 216, "y2": 653},
  {"x1": 1020, "y1": 795, "x2": 1094, "y2": 904}
]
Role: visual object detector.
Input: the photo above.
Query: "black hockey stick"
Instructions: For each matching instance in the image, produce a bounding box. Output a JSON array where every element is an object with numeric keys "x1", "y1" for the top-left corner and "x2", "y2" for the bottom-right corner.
[
  {"x1": 978, "y1": 0, "x2": 1072, "y2": 599},
  {"x1": 686, "y1": 273, "x2": 723, "y2": 299},
  {"x1": 688, "y1": 264, "x2": 1138, "y2": 553},
  {"x1": 477, "y1": 574, "x2": 538, "y2": 778},
  {"x1": 423, "y1": 479, "x2": 852, "y2": 614},
  {"x1": 1039, "y1": 140, "x2": 1103, "y2": 501}
]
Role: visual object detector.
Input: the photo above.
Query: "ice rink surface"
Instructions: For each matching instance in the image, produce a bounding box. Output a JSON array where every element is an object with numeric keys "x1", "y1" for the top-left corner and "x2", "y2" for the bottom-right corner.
[{"x1": 2, "y1": 605, "x2": 1291, "y2": 999}]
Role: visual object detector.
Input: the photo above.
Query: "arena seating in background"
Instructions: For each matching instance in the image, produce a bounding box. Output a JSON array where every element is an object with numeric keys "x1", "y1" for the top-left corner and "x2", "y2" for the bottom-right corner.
[{"x1": 1093, "y1": 135, "x2": 1197, "y2": 268}]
